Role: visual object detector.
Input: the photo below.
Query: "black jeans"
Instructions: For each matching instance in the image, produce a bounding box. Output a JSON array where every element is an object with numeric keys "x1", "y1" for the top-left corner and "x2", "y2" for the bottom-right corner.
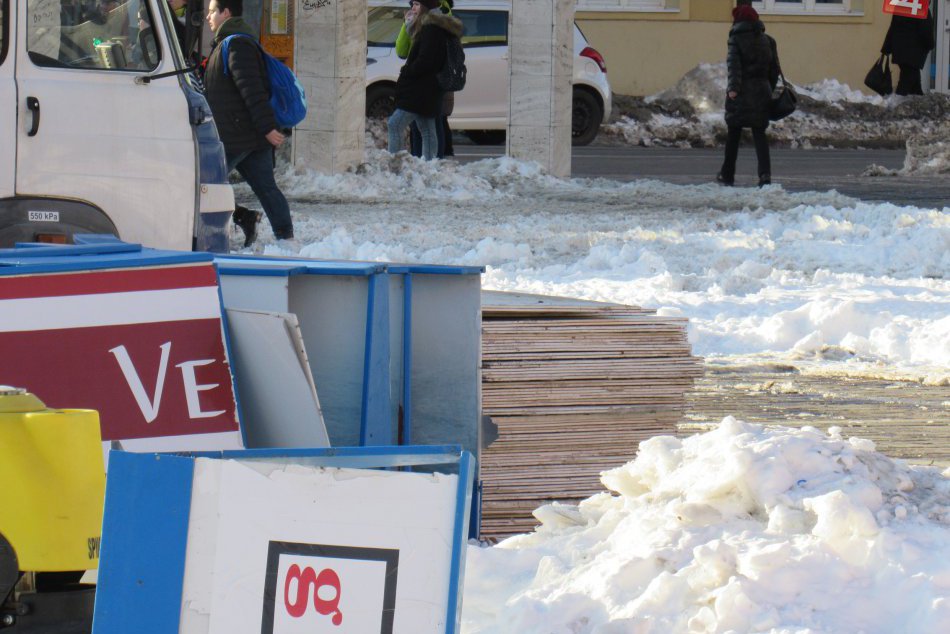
[
  {"x1": 226, "y1": 147, "x2": 294, "y2": 239},
  {"x1": 895, "y1": 64, "x2": 923, "y2": 96},
  {"x1": 720, "y1": 125, "x2": 771, "y2": 182}
]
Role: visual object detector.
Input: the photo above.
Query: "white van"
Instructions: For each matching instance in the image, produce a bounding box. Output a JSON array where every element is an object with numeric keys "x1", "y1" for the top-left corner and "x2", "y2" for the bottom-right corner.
[{"x1": 0, "y1": 0, "x2": 233, "y2": 252}]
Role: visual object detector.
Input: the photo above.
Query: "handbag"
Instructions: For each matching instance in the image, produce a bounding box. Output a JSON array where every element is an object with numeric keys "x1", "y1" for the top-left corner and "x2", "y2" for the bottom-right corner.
[
  {"x1": 864, "y1": 54, "x2": 893, "y2": 97},
  {"x1": 769, "y1": 75, "x2": 797, "y2": 121}
]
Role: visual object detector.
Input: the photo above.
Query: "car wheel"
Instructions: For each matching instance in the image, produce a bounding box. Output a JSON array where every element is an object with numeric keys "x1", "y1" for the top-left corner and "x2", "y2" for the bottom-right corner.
[
  {"x1": 465, "y1": 130, "x2": 506, "y2": 145},
  {"x1": 366, "y1": 84, "x2": 396, "y2": 119},
  {"x1": 572, "y1": 88, "x2": 603, "y2": 146}
]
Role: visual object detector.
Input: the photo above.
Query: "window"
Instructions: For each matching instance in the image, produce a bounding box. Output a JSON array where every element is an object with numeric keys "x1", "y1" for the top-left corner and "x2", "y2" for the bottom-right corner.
[
  {"x1": 455, "y1": 10, "x2": 508, "y2": 47},
  {"x1": 576, "y1": 0, "x2": 672, "y2": 11},
  {"x1": 28, "y1": 0, "x2": 160, "y2": 71},
  {"x1": 0, "y1": 0, "x2": 7, "y2": 66},
  {"x1": 753, "y1": 0, "x2": 853, "y2": 13},
  {"x1": 367, "y1": 6, "x2": 404, "y2": 47}
]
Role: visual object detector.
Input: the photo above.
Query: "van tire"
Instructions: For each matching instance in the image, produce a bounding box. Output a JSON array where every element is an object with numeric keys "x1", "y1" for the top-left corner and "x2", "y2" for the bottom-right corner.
[
  {"x1": 1, "y1": 533, "x2": 18, "y2": 605},
  {"x1": 366, "y1": 84, "x2": 396, "y2": 120},
  {"x1": 572, "y1": 88, "x2": 603, "y2": 146}
]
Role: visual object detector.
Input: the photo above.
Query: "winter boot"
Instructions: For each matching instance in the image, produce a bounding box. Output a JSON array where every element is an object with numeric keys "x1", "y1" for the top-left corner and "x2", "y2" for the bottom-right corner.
[
  {"x1": 758, "y1": 173, "x2": 771, "y2": 187},
  {"x1": 716, "y1": 172, "x2": 734, "y2": 186},
  {"x1": 233, "y1": 205, "x2": 262, "y2": 248}
]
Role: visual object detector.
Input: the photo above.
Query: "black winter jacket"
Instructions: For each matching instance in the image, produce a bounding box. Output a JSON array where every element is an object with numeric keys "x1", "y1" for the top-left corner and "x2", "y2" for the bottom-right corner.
[
  {"x1": 882, "y1": 12, "x2": 935, "y2": 70},
  {"x1": 725, "y1": 19, "x2": 779, "y2": 130},
  {"x1": 204, "y1": 18, "x2": 276, "y2": 155},
  {"x1": 395, "y1": 11, "x2": 463, "y2": 117}
]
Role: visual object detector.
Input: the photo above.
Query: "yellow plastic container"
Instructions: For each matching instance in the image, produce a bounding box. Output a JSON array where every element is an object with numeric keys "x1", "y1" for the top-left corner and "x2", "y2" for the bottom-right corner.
[{"x1": 0, "y1": 387, "x2": 105, "y2": 572}]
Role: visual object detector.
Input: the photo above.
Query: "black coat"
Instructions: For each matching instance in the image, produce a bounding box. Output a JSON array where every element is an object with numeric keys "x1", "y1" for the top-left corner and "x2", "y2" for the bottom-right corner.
[
  {"x1": 725, "y1": 20, "x2": 779, "y2": 130},
  {"x1": 882, "y1": 12, "x2": 935, "y2": 70},
  {"x1": 395, "y1": 12, "x2": 463, "y2": 117},
  {"x1": 204, "y1": 18, "x2": 276, "y2": 155}
]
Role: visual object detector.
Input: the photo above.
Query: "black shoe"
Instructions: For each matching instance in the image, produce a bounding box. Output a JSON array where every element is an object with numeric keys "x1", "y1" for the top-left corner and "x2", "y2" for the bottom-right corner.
[
  {"x1": 758, "y1": 174, "x2": 771, "y2": 187},
  {"x1": 233, "y1": 205, "x2": 261, "y2": 248},
  {"x1": 716, "y1": 172, "x2": 734, "y2": 186}
]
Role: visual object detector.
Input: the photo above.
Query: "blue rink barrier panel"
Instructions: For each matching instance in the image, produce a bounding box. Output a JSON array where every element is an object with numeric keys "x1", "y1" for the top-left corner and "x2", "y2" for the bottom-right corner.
[{"x1": 93, "y1": 446, "x2": 476, "y2": 634}]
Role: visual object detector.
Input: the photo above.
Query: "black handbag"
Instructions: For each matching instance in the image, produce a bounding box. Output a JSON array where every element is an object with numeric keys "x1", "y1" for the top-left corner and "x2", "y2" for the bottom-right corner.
[
  {"x1": 864, "y1": 54, "x2": 893, "y2": 97},
  {"x1": 769, "y1": 75, "x2": 797, "y2": 121}
]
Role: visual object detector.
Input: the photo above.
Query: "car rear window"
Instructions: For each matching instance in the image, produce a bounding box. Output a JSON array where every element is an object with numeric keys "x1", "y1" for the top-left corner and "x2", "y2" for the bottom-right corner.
[
  {"x1": 455, "y1": 10, "x2": 507, "y2": 47},
  {"x1": 368, "y1": 6, "x2": 405, "y2": 47}
]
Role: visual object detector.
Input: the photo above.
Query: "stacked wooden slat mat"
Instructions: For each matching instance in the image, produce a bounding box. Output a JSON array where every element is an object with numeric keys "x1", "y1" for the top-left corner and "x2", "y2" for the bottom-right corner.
[{"x1": 480, "y1": 299, "x2": 703, "y2": 540}]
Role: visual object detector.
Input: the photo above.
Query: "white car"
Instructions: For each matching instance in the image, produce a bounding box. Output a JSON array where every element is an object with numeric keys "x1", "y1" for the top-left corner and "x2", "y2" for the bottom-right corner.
[{"x1": 366, "y1": 0, "x2": 612, "y2": 146}]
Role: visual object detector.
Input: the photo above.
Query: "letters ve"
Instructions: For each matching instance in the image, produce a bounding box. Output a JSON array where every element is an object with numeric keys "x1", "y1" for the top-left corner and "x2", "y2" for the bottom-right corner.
[{"x1": 109, "y1": 342, "x2": 225, "y2": 423}]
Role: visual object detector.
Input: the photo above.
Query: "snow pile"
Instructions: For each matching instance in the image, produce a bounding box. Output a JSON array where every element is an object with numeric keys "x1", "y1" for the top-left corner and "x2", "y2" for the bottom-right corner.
[
  {"x1": 462, "y1": 419, "x2": 950, "y2": 633},
  {"x1": 901, "y1": 131, "x2": 950, "y2": 175},
  {"x1": 245, "y1": 152, "x2": 950, "y2": 381},
  {"x1": 604, "y1": 63, "x2": 950, "y2": 152}
]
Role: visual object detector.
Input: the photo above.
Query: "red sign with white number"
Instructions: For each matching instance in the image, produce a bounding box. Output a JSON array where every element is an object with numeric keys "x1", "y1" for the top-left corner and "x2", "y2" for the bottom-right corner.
[
  {"x1": 883, "y1": 0, "x2": 930, "y2": 18},
  {"x1": 0, "y1": 264, "x2": 240, "y2": 449}
]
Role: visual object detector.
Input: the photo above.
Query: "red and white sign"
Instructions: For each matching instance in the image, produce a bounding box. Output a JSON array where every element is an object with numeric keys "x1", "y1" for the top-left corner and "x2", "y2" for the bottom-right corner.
[
  {"x1": 883, "y1": 0, "x2": 929, "y2": 18},
  {"x1": 0, "y1": 264, "x2": 241, "y2": 451},
  {"x1": 265, "y1": 542, "x2": 398, "y2": 634},
  {"x1": 180, "y1": 459, "x2": 459, "y2": 634}
]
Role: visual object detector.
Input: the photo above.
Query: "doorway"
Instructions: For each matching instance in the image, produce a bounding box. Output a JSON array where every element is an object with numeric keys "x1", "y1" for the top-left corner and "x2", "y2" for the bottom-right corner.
[{"x1": 936, "y1": 0, "x2": 950, "y2": 92}]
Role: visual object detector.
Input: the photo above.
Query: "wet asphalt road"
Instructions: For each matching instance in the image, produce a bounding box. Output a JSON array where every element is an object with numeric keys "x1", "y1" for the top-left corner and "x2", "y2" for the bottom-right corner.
[{"x1": 452, "y1": 143, "x2": 950, "y2": 208}]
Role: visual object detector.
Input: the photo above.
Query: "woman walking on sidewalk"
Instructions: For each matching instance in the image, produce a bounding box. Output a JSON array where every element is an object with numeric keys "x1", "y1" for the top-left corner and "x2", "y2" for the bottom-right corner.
[{"x1": 717, "y1": 0, "x2": 779, "y2": 188}]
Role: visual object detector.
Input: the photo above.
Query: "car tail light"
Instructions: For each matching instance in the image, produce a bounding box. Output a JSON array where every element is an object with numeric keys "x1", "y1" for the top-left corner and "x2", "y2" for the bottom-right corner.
[{"x1": 580, "y1": 46, "x2": 606, "y2": 74}]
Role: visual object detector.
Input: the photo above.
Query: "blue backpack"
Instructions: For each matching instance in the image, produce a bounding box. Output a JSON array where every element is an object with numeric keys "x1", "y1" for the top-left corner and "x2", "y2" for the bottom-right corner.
[{"x1": 220, "y1": 34, "x2": 307, "y2": 129}]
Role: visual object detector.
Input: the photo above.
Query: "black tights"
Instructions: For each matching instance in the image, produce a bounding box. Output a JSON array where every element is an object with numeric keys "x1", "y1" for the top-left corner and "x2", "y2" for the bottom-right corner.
[
  {"x1": 895, "y1": 64, "x2": 923, "y2": 96},
  {"x1": 720, "y1": 125, "x2": 771, "y2": 182}
]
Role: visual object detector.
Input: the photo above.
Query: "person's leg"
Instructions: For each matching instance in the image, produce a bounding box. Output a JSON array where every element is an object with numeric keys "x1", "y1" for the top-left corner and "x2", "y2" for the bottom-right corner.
[
  {"x1": 442, "y1": 116, "x2": 454, "y2": 157},
  {"x1": 234, "y1": 148, "x2": 294, "y2": 239},
  {"x1": 896, "y1": 64, "x2": 923, "y2": 96},
  {"x1": 751, "y1": 126, "x2": 771, "y2": 185},
  {"x1": 415, "y1": 116, "x2": 439, "y2": 160},
  {"x1": 225, "y1": 149, "x2": 261, "y2": 247},
  {"x1": 718, "y1": 126, "x2": 741, "y2": 184},
  {"x1": 409, "y1": 122, "x2": 422, "y2": 157},
  {"x1": 388, "y1": 109, "x2": 413, "y2": 154},
  {"x1": 433, "y1": 97, "x2": 446, "y2": 159}
]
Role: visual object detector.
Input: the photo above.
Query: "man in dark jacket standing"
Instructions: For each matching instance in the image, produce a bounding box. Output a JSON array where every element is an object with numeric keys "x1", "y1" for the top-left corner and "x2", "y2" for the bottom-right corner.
[
  {"x1": 882, "y1": 10, "x2": 935, "y2": 96},
  {"x1": 717, "y1": 0, "x2": 779, "y2": 188},
  {"x1": 204, "y1": 0, "x2": 294, "y2": 245}
]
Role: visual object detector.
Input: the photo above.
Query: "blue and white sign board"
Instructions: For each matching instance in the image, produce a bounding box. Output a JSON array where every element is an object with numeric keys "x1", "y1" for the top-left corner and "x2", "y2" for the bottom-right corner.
[{"x1": 93, "y1": 446, "x2": 476, "y2": 634}]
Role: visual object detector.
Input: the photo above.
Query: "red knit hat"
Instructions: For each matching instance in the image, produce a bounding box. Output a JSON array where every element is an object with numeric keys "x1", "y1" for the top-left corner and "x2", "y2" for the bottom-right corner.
[{"x1": 732, "y1": 4, "x2": 759, "y2": 22}]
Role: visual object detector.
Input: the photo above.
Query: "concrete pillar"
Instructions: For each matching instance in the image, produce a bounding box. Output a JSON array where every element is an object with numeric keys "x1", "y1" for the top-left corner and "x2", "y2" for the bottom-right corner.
[
  {"x1": 292, "y1": 0, "x2": 365, "y2": 174},
  {"x1": 507, "y1": 0, "x2": 574, "y2": 178}
]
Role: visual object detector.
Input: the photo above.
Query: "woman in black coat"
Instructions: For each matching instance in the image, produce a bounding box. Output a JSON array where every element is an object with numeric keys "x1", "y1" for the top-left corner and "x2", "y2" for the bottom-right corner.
[
  {"x1": 717, "y1": 0, "x2": 779, "y2": 188},
  {"x1": 882, "y1": 10, "x2": 935, "y2": 96},
  {"x1": 387, "y1": 0, "x2": 463, "y2": 160}
]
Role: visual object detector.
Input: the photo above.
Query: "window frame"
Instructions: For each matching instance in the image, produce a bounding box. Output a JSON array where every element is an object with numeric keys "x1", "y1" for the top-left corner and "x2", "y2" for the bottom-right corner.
[
  {"x1": 576, "y1": 0, "x2": 672, "y2": 11},
  {"x1": 753, "y1": 0, "x2": 854, "y2": 14}
]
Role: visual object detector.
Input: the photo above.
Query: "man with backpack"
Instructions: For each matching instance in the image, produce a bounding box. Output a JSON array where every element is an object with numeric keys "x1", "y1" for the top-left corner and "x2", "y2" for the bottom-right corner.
[{"x1": 204, "y1": 0, "x2": 295, "y2": 246}]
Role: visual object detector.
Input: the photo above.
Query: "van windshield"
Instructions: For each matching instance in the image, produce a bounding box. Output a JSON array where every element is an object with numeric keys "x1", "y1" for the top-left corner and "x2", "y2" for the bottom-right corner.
[
  {"x1": 27, "y1": 0, "x2": 165, "y2": 72},
  {"x1": 368, "y1": 7, "x2": 404, "y2": 47}
]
